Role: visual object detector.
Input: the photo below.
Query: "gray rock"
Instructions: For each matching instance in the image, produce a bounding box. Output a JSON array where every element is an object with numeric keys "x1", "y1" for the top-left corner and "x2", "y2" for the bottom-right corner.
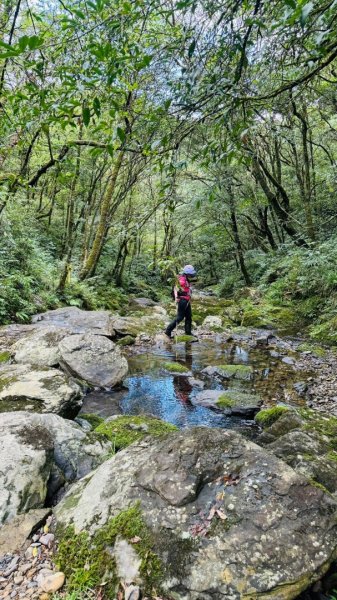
[
  {"x1": 0, "y1": 508, "x2": 51, "y2": 555},
  {"x1": 0, "y1": 363, "x2": 83, "y2": 416},
  {"x1": 202, "y1": 316, "x2": 222, "y2": 329},
  {"x1": 55, "y1": 428, "x2": 337, "y2": 599},
  {"x1": 32, "y1": 307, "x2": 115, "y2": 337},
  {"x1": 12, "y1": 326, "x2": 73, "y2": 367},
  {"x1": 193, "y1": 389, "x2": 261, "y2": 417},
  {"x1": 201, "y1": 364, "x2": 253, "y2": 381},
  {"x1": 293, "y1": 381, "x2": 308, "y2": 396},
  {"x1": 0, "y1": 411, "x2": 112, "y2": 525},
  {"x1": 130, "y1": 298, "x2": 156, "y2": 308},
  {"x1": 59, "y1": 333, "x2": 128, "y2": 388}
]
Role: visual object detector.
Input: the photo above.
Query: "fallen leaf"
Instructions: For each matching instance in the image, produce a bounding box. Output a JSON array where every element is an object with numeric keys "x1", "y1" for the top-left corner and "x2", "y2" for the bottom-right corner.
[
  {"x1": 207, "y1": 506, "x2": 216, "y2": 521},
  {"x1": 130, "y1": 536, "x2": 141, "y2": 544},
  {"x1": 216, "y1": 509, "x2": 227, "y2": 520}
]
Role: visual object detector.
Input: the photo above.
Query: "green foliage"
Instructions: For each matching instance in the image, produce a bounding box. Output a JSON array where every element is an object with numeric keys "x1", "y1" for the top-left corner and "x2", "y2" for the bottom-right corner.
[
  {"x1": 95, "y1": 415, "x2": 177, "y2": 450},
  {"x1": 255, "y1": 406, "x2": 290, "y2": 427},
  {"x1": 56, "y1": 505, "x2": 164, "y2": 597}
]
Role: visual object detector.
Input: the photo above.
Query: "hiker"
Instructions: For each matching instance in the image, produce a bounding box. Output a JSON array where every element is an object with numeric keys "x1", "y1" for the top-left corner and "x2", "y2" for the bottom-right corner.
[{"x1": 165, "y1": 265, "x2": 197, "y2": 339}]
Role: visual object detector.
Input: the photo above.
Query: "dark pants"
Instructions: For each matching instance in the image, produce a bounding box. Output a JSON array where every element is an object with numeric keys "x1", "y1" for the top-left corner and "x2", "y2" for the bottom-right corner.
[{"x1": 166, "y1": 299, "x2": 192, "y2": 335}]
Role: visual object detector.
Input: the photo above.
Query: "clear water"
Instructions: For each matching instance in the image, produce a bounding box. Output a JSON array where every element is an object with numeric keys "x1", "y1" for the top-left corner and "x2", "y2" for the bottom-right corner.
[{"x1": 81, "y1": 339, "x2": 310, "y2": 436}]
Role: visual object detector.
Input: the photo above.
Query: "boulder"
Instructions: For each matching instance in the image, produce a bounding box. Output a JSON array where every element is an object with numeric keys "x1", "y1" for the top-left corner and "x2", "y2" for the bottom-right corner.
[
  {"x1": 32, "y1": 307, "x2": 115, "y2": 337},
  {"x1": 0, "y1": 411, "x2": 112, "y2": 525},
  {"x1": 59, "y1": 333, "x2": 128, "y2": 388},
  {"x1": 130, "y1": 298, "x2": 156, "y2": 308},
  {"x1": 55, "y1": 428, "x2": 337, "y2": 600},
  {"x1": 0, "y1": 363, "x2": 82, "y2": 416},
  {"x1": 256, "y1": 407, "x2": 337, "y2": 494},
  {"x1": 193, "y1": 388, "x2": 261, "y2": 417},
  {"x1": 12, "y1": 326, "x2": 73, "y2": 367},
  {"x1": 110, "y1": 316, "x2": 144, "y2": 337}
]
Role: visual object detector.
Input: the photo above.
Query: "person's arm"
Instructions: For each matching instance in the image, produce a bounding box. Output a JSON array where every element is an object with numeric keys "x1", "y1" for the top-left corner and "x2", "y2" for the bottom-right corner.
[{"x1": 173, "y1": 285, "x2": 179, "y2": 302}]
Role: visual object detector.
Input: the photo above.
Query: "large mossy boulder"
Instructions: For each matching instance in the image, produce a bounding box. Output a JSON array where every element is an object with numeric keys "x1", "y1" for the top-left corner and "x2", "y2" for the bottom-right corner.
[
  {"x1": 95, "y1": 415, "x2": 178, "y2": 450},
  {"x1": 55, "y1": 427, "x2": 337, "y2": 600},
  {"x1": 0, "y1": 363, "x2": 83, "y2": 416},
  {"x1": 255, "y1": 407, "x2": 337, "y2": 494},
  {"x1": 59, "y1": 333, "x2": 128, "y2": 388},
  {"x1": 0, "y1": 411, "x2": 113, "y2": 525}
]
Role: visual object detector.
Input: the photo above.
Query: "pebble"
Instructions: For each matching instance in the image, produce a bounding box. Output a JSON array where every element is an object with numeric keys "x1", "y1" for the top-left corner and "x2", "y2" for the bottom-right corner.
[
  {"x1": 40, "y1": 572, "x2": 65, "y2": 593},
  {"x1": 13, "y1": 576, "x2": 23, "y2": 585},
  {"x1": 39, "y1": 534, "x2": 54, "y2": 547}
]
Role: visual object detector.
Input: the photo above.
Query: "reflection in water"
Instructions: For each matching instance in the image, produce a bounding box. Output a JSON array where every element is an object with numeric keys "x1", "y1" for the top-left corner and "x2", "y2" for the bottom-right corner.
[{"x1": 82, "y1": 339, "x2": 311, "y2": 436}]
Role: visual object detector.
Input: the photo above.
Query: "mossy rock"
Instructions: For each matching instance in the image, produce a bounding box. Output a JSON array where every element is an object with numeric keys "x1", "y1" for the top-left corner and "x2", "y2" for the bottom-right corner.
[
  {"x1": 175, "y1": 334, "x2": 198, "y2": 343},
  {"x1": 217, "y1": 394, "x2": 235, "y2": 408},
  {"x1": 163, "y1": 361, "x2": 190, "y2": 374},
  {"x1": 217, "y1": 390, "x2": 260, "y2": 409},
  {"x1": 0, "y1": 351, "x2": 11, "y2": 363},
  {"x1": 255, "y1": 406, "x2": 290, "y2": 428},
  {"x1": 217, "y1": 364, "x2": 253, "y2": 381},
  {"x1": 95, "y1": 415, "x2": 177, "y2": 450},
  {"x1": 79, "y1": 413, "x2": 104, "y2": 429},
  {"x1": 116, "y1": 335, "x2": 136, "y2": 347},
  {"x1": 56, "y1": 504, "x2": 164, "y2": 598},
  {"x1": 297, "y1": 342, "x2": 327, "y2": 358}
]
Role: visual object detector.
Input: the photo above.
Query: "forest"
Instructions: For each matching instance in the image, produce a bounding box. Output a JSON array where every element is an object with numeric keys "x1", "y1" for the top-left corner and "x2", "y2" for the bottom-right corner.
[
  {"x1": 4, "y1": 1, "x2": 337, "y2": 599},
  {"x1": 1, "y1": 0, "x2": 337, "y2": 342}
]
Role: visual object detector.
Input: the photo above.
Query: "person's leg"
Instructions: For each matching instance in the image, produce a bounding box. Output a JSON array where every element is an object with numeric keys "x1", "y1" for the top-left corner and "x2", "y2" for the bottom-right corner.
[
  {"x1": 184, "y1": 301, "x2": 192, "y2": 335},
  {"x1": 165, "y1": 300, "x2": 187, "y2": 336}
]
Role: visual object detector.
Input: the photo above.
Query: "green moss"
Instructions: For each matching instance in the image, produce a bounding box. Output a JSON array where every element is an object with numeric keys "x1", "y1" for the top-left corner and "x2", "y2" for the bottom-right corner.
[
  {"x1": 255, "y1": 406, "x2": 290, "y2": 428},
  {"x1": 217, "y1": 394, "x2": 235, "y2": 408},
  {"x1": 163, "y1": 361, "x2": 189, "y2": 373},
  {"x1": 308, "y1": 478, "x2": 331, "y2": 496},
  {"x1": 95, "y1": 415, "x2": 177, "y2": 450},
  {"x1": 327, "y1": 450, "x2": 337, "y2": 463},
  {"x1": 56, "y1": 504, "x2": 164, "y2": 598},
  {"x1": 0, "y1": 351, "x2": 11, "y2": 363},
  {"x1": 299, "y1": 408, "x2": 337, "y2": 448},
  {"x1": 297, "y1": 342, "x2": 327, "y2": 358},
  {"x1": 79, "y1": 413, "x2": 104, "y2": 429},
  {"x1": 216, "y1": 364, "x2": 252, "y2": 380},
  {"x1": 116, "y1": 335, "x2": 136, "y2": 346},
  {"x1": 175, "y1": 334, "x2": 198, "y2": 343}
]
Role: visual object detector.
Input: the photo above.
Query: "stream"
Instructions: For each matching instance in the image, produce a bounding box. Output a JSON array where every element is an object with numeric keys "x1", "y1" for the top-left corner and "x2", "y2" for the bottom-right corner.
[{"x1": 80, "y1": 336, "x2": 311, "y2": 436}]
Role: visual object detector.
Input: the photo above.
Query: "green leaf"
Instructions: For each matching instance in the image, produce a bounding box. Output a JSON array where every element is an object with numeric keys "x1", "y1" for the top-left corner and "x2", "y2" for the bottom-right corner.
[
  {"x1": 82, "y1": 106, "x2": 91, "y2": 126},
  {"x1": 188, "y1": 39, "x2": 196, "y2": 58},
  {"x1": 28, "y1": 35, "x2": 43, "y2": 50},
  {"x1": 284, "y1": 0, "x2": 296, "y2": 7},
  {"x1": 18, "y1": 36, "x2": 29, "y2": 51},
  {"x1": 107, "y1": 144, "x2": 114, "y2": 157},
  {"x1": 93, "y1": 97, "x2": 101, "y2": 116},
  {"x1": 300, "y1": 1, "x2": 314, "y2": 27},
  {"x1": 117, "y1": 127, "x2": 126, "y2": 143}
]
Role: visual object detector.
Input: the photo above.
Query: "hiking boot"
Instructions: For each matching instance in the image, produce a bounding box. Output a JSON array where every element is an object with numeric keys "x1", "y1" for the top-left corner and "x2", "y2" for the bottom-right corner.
[{"x1": 164, "y1": 331, "x2": 173, "y2": 340}]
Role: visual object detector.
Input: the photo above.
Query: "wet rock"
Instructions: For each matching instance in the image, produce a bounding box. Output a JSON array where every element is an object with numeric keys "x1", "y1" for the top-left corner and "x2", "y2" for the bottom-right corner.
[
  {"x1": 187, "y1": 377, "x2": 204, "y2": 389},
  {"x1": 0, "y1": 363, "x2": 83, "y2": 416},
  {"x1": 32, "y1": 307, "x2": 115, "y2": 337},
  {"x1": 0, "y1": 411, "x2": 112, "y2": 524},
  {"x1": 0, "y1": 509, "x2": 51, "y2": 555},
  {"x1": 55, "y1": 427, "x2": 337, "y2": 599},
  {"x1": 110, "y1": 316, "x2": 146, "y2": 337},
  {"x1": 193, "y1": 389, "x2": 261, "y2": 417},
  {"x1": 59, "y1": 333, "x2": 128, "y2": 388},
  {"x1": 201, "y1": 363, "x2": 253, "y2": 381}
]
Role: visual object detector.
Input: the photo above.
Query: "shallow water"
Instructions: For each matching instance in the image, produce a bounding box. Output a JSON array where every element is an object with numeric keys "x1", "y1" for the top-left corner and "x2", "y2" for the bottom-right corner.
[{"x1": 81, "y1": 338, "x2": 311, "y2": 435}]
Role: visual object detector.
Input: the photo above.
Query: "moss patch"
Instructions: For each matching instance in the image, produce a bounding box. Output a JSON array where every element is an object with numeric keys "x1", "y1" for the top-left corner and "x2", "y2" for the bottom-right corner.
[
  {"x1": 175, "y1": 334, "x2": 198, "y2": 343},
  {"x1": 297, "y1": 342, "x2": 327, "y2": 358},
  {"x1": 255, "y1": 406, "x2": 290, "y2": 427},
  {"x1": 299, "y1": 408, "x2": 337, "y2": 448},
  {"x1": 56, "y1": 504, "x2": 164, "y2": 598},
  {"x1": 0, "y1": 351, "x2": 11, "y2": 363},
  {"x1": 163, "y1": 361, "x2": 189, "y2": 374},
  {"x1": 216, "y1": 364, "x2": 253, "y2": 381},
  {"x1": 79, "y1": 413, "x2": 104, "y2": 429},
  {"x1": 217, "y1": 394, "x2": 235, "y2": 408},
  {"x1": 116, "y1": 335, "x2": 136, "y2": 346},
  {"x1": 95, "y1": 415, "x2": 177, "y2": 450}
]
